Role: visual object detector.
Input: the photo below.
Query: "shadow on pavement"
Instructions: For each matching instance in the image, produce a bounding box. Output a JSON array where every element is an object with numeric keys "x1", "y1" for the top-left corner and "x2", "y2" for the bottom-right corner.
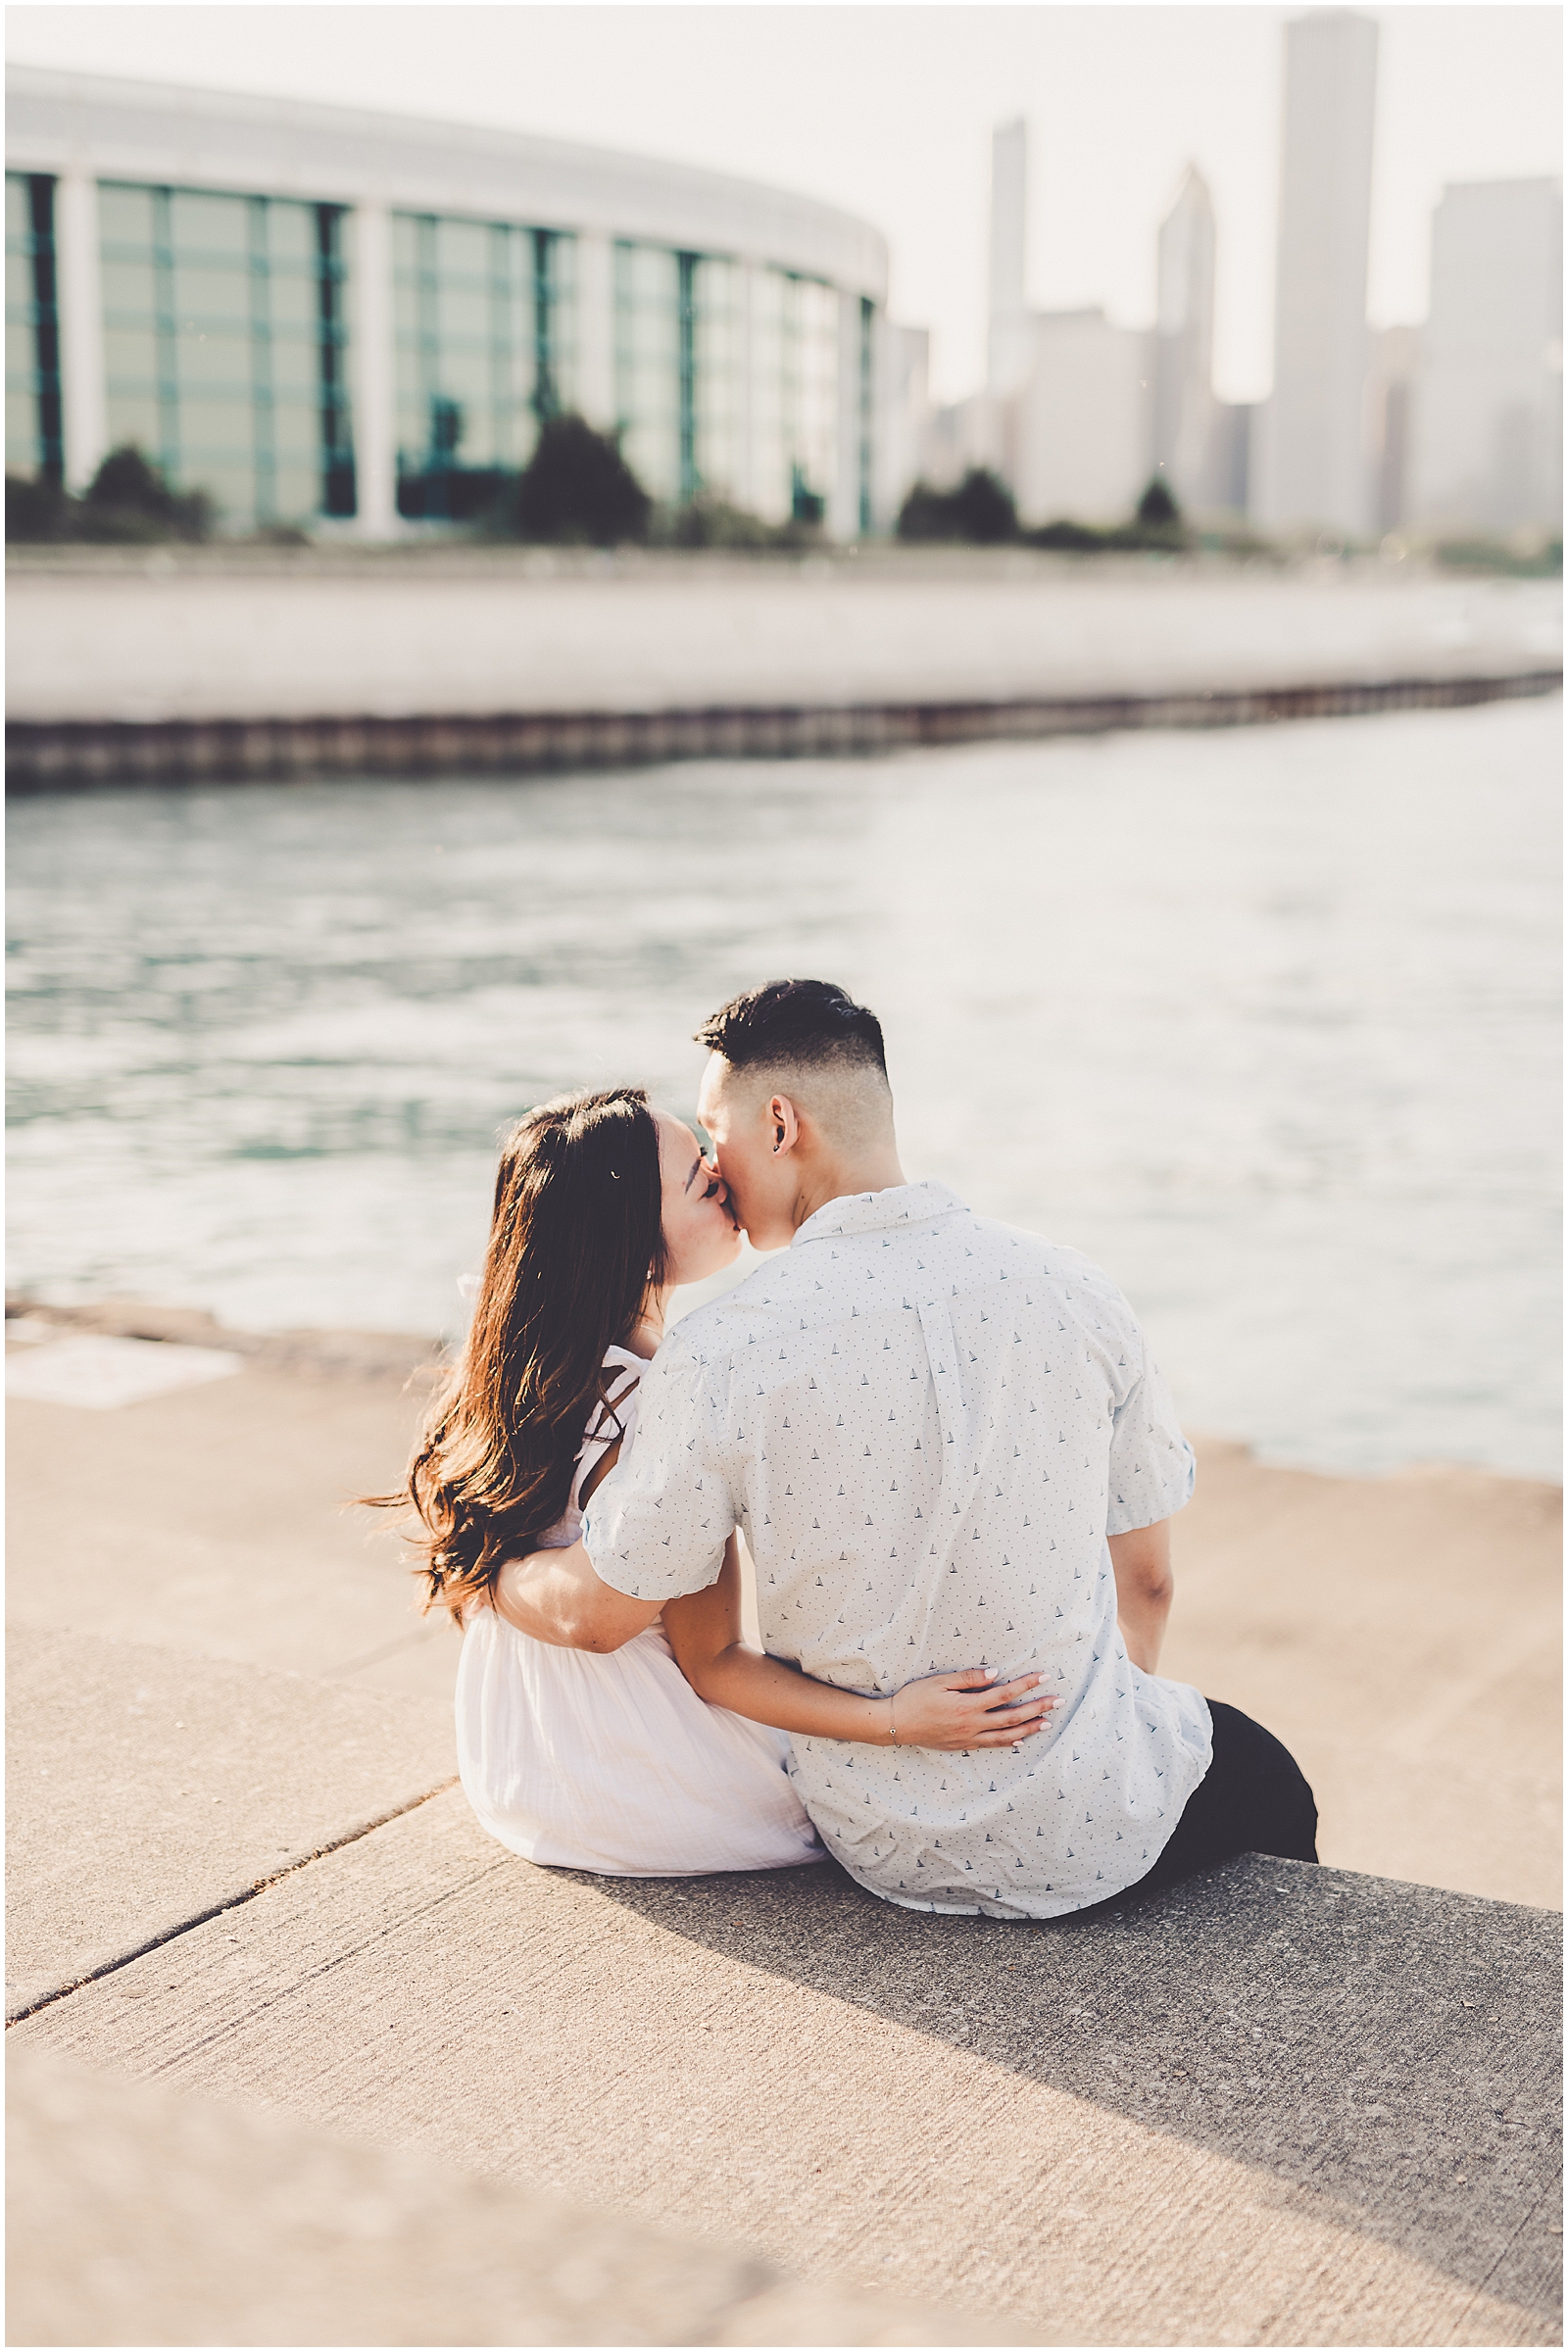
[{"x1": 586, "y1": 1849, "x2": 1563, "y2": 2326}]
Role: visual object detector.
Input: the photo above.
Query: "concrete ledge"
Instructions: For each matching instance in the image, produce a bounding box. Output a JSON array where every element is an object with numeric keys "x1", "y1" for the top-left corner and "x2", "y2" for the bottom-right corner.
[
  {"x1": 5, "y1": 1626, "x2": 455, "y2": 2021},
  {"x1": 4, "y1": 1337, "x2": 454, "y2": 1699},
  {"x1": 14, "y1": 1784, "x2": 1560, "y2": 2344},
  {"x1": 7, "y1": 1295, "x2": 442, "y2": 1391},
  {"x1": 7, "y1": 2045, "x2": 1044, "y2": 2349},
  {"x1": 6, "y1": 669, "x2": 1561, "y2": 790}
]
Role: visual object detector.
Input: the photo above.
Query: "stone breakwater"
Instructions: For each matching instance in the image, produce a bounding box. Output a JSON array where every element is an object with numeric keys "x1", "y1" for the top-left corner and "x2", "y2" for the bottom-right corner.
[{"x1": 6, "y1": 545, "x2": 1561, "y2": 788}]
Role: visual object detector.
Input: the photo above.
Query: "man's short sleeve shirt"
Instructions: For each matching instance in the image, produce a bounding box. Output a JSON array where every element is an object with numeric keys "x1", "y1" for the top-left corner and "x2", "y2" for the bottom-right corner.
[{"x1": 585, "y1": 1180, "x2": 1210, "y2": 1918}]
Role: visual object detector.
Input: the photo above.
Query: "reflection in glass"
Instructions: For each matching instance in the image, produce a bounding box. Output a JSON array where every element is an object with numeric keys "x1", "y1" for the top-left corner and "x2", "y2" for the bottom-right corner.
[
  {"x1": 5, "y1": 172, "x2": 62, "y2": 481},
  {"x1": 393, "y1": 214, "x2": 575, "y2": 519},
  {"x1": 614, "y1": 243, "x2": 742, "y2": 510},
  {"x1": 96, "y1": 179, "x2": 352, "y2": 526},
  {"x1": 751, "y1": 267, "x2": 838, "y2": 523}
]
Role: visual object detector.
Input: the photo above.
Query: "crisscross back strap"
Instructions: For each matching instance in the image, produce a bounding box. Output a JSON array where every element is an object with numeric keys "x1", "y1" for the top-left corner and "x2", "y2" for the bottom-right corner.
[
  {"x1": 579, "y1": 1430, "x2": 628, "y2": 1511},
  {"x1": 583, "y1": 1364, "x2": 641, "y2": 1447},
  {"x1": 576, "y1": 1365, "x2": 641, "y2": 1512}
]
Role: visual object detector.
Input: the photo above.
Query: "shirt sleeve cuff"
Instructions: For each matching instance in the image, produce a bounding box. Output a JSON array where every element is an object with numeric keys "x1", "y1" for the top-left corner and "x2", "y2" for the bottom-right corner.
[
  {"x1": 1105, "y1": 1441, "x2": 1197, "y2": 1535},
  {"x1": 583, "y1": 1522, "x2": 726, "y2": 1602}
]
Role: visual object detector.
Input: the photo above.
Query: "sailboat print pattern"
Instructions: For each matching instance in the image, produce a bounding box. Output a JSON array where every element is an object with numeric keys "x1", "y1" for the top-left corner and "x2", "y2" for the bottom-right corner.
[{"x1": 587, "y1": 1180, "x2": 1211, "y2": 1920}]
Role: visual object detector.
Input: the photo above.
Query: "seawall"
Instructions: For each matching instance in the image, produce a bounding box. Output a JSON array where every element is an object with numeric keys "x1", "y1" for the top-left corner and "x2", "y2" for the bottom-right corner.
[{"x1": 7, "y1": 544, "x2": 1561, "y2": 788}]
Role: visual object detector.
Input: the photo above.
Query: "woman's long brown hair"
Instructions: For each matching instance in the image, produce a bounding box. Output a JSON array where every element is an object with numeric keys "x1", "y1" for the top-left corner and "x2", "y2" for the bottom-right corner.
[{"x1": 377, "y1": 1087, "x2": 667, "y2": 1623}]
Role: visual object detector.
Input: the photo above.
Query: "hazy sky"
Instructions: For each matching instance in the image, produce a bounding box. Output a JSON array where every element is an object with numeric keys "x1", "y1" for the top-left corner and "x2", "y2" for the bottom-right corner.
[{"x1": 8, "y1": 5, "x2": 1562, "y2": 403}]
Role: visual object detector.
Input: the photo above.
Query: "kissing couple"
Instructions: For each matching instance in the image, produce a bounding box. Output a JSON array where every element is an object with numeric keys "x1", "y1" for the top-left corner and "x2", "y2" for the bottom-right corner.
[{"x1": 388, "y1": 979, "x2": 1317, "y2": 1920}]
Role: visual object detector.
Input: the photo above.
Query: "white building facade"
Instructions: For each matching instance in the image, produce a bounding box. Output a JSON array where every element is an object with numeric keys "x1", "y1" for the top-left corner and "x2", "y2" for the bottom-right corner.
[
  {"x1": 1256, "y1": 9, "x2": 1379, "y2": 537},
  {"x1": 1409, "y1": 178, "x2": 1562, "y2": 537},
  {"x1": 4, "y1": 67, "x2": 889, "y2": 537},
  {"x1": 1010, "y1": 310, "x2": 1151, "y2": 525}
]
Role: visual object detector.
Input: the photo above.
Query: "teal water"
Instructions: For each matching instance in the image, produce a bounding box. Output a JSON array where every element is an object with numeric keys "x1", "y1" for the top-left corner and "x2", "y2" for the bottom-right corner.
[{"x1": 7, "y1": 696, "x2": 1560, "y2": 1478}]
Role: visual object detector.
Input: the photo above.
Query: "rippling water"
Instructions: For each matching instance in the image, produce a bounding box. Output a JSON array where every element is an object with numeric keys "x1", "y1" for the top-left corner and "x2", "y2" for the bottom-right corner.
[{"x1": 7, "y1": 696, "x2": 1560, "y2": 1479}]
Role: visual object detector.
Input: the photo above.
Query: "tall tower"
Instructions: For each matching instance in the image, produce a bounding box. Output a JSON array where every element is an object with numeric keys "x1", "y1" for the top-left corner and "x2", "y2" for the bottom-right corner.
[
  {"x1": 1258, "y1": 10, "x2": 1379, "y2": 534},
  {"x1": 1411, "y1": 179, "x2": 1563, "y2": 532},
  {"x1": 988, "y1": 119, "x2": 1033, "y2": 399},
  {"x1": 1152, "y1": 165, "x2": 1217, "y2": 510}
]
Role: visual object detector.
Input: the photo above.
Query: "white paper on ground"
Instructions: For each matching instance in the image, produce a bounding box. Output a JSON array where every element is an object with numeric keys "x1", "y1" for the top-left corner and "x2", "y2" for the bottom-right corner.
[{"x1": 5, "y1": 1334, "x2": 243, "y2": 1408}]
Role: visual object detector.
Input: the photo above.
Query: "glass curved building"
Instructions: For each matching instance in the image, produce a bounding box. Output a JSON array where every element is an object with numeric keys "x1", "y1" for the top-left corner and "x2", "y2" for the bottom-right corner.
[{"x1": 6, "y1": 67, "x2": 889, "y2": 536}]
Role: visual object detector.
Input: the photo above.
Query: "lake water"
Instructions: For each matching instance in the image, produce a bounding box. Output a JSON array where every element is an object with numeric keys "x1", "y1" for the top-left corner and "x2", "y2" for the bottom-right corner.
[{"x1": 7, "y1": 695, "x2": 1560, "y2": 1480}]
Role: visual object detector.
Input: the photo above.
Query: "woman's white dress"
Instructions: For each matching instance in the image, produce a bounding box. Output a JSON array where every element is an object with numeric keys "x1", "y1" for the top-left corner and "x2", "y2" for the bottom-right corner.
[{"x1": 455, "y1": 1344, "x2": 822, "y2": 1876}]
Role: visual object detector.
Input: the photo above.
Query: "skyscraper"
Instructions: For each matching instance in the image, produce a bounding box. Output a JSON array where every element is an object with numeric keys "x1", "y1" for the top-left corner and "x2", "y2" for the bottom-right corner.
[
  {"x1": 879, "y1": 320, "x2": 932, "y2": 518},
  {"x1": 974, "y1": 116, "x2": 1148, "y2": 522},
  {"x1": 1409, "y1": 179, "x2": 1563, "y2": 534},
  {"x1": 987, "y1": 118, "x2": 1034, "y2": 401},
  {"x1": 1152, "y1": 165, "x2": 1216, "y2": 511},
  {"x1": 1367, "y1": 324, "x2": 1421, "y2": 533},
  {"x1": 1012, "y1": 308, "x2": 1151, "y2": 524},
  {"x1": 1257, "y1": 10, "x2": 1379, "y2": 535}
]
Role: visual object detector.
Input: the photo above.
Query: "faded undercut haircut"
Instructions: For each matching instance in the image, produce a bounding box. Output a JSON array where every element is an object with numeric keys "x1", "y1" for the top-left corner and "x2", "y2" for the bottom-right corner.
[{"x1": 695, "y1": 979, "x2": 889, "y2": 1086}]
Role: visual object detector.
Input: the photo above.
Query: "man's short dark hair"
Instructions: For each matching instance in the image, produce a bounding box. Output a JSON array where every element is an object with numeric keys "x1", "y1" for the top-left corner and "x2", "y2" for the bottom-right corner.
[{"x1": 695, "y1": 979, "x2": 888, "y2": 1079}]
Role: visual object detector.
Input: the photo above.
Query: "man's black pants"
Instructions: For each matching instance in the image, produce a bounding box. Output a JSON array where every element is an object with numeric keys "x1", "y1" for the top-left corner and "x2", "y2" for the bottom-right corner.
[{"x1": 1072, "y1": 1699, "x2": 1318, "y2": 1919}]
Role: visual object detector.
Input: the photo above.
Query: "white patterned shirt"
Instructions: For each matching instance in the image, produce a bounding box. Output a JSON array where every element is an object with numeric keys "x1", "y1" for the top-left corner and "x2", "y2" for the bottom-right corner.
[{"x1": 586, "y1": 1180, "x2": 1211, "y2": 1918}]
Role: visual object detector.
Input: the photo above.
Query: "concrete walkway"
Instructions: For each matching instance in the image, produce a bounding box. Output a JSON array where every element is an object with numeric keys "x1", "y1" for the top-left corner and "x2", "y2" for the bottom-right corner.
[
  {"x1": 10, "y1": 1298, "x2": 1558, "y2": 1908},
  {"x1": 6, "y1": 1623, "x2": 455, "y2": 2021},
  {"x1": 11, "y1": 2043, "x2": 1038, "y2": 2348},
  {"x1": 10, "y1": 1790, "x2": 1561, "y2": 2344},
  {"x1": 6, "y1": 1302, "x2": 1562, "y2": 2344},
  {"x1": 8, "y1": 547, "x2": 1561, "y2": 725}
]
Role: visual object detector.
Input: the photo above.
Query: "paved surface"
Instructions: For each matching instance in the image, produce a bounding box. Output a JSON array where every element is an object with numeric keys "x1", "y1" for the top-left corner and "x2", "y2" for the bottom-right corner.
[
  {"x1": 8, "y1": 2045, "x2": 1042, "y2": 2348},
  {"x1": 6, "y1": 1302, "x2": 1561, "y2": 2344},
  {"x1": 12, "y1": 1791, "x2": 1560, "y2": 2346},
  {"x1": 6, "y1": 1623, "x2": 454, "y2": 2020},
  {"x1": 7, "y1": 551, "x2": 1560, "y2": 723},
  {"x1": 1162, "y1": 1440, "x2": 1562, "y2": 1912},
  {"x1": 5, "y1": 1306, "x2": 452, "y2": 1696},
  {"x1": 8, "y1": 1303, "x2": 1558, "y2": 1907}
]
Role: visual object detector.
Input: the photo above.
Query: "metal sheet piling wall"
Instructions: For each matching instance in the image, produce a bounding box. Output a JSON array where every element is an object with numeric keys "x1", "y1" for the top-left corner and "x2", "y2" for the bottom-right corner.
[{"x1": 6, "y1": 667, "x2": 1561, "y2": 791}]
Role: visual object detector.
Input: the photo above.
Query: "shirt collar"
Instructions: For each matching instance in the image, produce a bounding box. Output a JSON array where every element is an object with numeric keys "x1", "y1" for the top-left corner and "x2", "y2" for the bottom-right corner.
[{"x1": 791, "y1": 1179, "x2": 969, "y2": 1250}]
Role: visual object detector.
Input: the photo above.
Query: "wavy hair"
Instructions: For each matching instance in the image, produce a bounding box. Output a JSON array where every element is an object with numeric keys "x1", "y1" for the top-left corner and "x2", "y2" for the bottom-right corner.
[{"x1": 378, "y1": 1087, "x2": 667, "y2": 1623}]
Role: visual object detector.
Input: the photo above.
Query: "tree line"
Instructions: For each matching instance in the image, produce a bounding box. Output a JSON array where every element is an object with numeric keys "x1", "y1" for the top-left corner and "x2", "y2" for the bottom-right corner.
[
  {"x1": 5, "y1": 417, "x2": 822, "y2": 550},
  {"x1": 897, "y1": 468, "x2": 1191, "y2": 550}
]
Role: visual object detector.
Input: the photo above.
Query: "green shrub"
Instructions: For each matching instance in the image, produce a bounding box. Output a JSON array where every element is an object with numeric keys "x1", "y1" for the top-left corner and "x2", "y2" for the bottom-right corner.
[
  {"x1": 648, "y1": 493, "x2": 829, "y2": 551},
  {"x1": 656, "y1": 493, "x2": 773, "y2": 549},
  {"x1": 1025, "y1": 477, "x2": 1194, "y2": 556},
  {"x1": 898, "y1": 468, "x2": 1017, "y2": 545},
  {"x1": 1028, "y1": 517, "x2": 1105, "y2": 553},
  {"x1": 1435, "y1": 534, "x2": 1562, "y2": 578},
  {"x1": 77, "y1": 446, "x2": 213, "y2": 540},
  {"x1": 6, "y1": 446, "x2": 214, "y2": 542},
  {"x1": 501, "y1": 415, "x2": 651, "y2": 546},
  {"x1": 1136, "y1": 475, "x2": 1181, "y2": 529},
  {"x1": 5, "y1": 471, "x2": 68, "y2": 541}
]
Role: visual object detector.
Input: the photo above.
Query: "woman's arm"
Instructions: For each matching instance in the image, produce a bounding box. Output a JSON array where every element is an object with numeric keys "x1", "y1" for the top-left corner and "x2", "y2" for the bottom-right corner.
[
  {"x1": 492, "y1": 1539, "x2": 662, "y2": 1653},
  {"x1": 662, "y1": 1537, "x2": 1054, "y2": 1749},
  {"x1": 489, "y1": 1433, "x2": 660, "y2": 1654}
]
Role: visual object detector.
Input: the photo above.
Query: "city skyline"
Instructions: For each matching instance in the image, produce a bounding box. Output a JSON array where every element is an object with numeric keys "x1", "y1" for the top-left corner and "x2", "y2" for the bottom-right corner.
[{"x1": 7, "y1": 4, "x2": 1562, "y2": 407}]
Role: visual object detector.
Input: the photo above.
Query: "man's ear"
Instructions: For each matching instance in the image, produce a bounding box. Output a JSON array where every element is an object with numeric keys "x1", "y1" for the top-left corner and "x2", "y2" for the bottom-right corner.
[{"x1": 768, "y1": 1094, "x2": 803, "y2": 1158}]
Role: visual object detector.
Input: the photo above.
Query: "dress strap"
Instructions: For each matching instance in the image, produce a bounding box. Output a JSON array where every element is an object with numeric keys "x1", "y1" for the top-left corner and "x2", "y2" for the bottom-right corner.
[
  {"x1": 578, "y1": 1433, "x2": 625, "y2": 1512},
  {"x1": 573, "y1": 1364, "x2": 641, "y2": 1517},
  {"x1": 583, "y1": 1365, "x2": 641, "y2": 1447}
]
